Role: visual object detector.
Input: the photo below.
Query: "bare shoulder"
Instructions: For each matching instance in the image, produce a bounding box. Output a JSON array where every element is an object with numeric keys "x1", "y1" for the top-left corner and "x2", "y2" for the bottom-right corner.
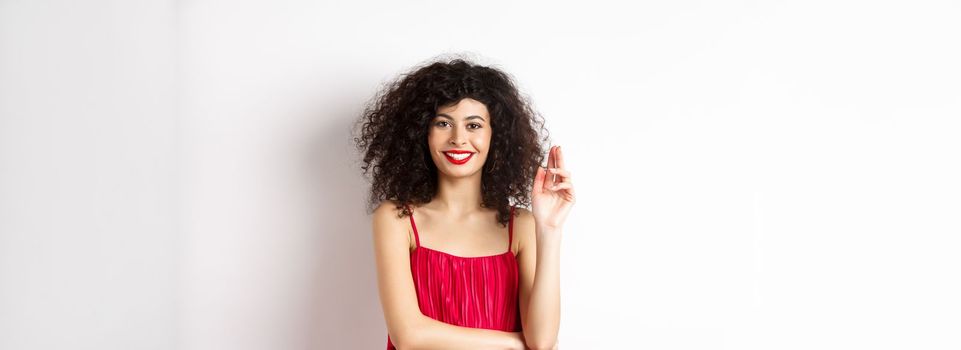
[
  {"x1": 373, "y1": 200, "x2": 405, "y2": 219},
  {"x1": 512, "y1": 206, "x2": 534, "y2": 224},
  {"x1": 372, "y1": 200, "x2": 412, "y2": 250},
  {"x1": 512, "y1": 206, "x2": 536, "y2": 254}
]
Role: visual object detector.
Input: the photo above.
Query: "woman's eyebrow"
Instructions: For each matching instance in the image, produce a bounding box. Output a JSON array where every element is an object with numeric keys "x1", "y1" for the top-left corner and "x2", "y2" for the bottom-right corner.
[{"x1": 436, "y1": 113, "x2": 486, "y2": 122}]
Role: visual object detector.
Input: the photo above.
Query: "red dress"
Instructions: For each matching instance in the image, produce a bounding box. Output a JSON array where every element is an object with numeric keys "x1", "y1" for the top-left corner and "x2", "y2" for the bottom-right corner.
[{"x1": 386, "y1": 205, "x2": 521, "y2": 349}]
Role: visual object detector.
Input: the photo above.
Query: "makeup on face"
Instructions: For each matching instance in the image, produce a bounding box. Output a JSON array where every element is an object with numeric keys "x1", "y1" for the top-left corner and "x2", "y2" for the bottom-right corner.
[
  {"x1": 442, "y1": 150, "x2": 475, "y2": 165},
  {"x1": 429, "y1": 98, "x2": 491, "y2": 170}
]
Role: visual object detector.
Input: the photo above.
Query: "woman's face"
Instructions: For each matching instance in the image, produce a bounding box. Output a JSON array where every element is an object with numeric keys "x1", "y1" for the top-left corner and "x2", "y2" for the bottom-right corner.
[{"x1": 427, "y1": 98, "x2": 492, "y2": 178}]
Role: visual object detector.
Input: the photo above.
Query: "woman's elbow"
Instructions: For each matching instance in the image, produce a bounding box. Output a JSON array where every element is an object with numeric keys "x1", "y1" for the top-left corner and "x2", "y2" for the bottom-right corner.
[
  {"x1": 388, "y1": 323, "x2": 422, "y2": 350},
  {"x1": 526, "y1": 338, "x2": 557, "y2": 350},
  {"x1": 390, "y1": 331, "x2": 420, "y2": 350}
]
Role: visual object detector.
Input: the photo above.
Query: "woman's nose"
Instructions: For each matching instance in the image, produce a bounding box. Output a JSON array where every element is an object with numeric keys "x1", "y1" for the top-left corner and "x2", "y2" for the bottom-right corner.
[{"x1": 449, "y1": 128, "x2": 466, "y2": 145}]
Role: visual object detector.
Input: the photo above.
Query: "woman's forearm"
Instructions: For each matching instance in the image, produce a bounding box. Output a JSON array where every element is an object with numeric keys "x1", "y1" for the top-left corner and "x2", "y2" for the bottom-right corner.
[
  {"x1": 402, "y1": 314, "x2": 525, "y2": 350},
  {"x1": 523, "y1": 226, "x2": 562, "y2": 350}
]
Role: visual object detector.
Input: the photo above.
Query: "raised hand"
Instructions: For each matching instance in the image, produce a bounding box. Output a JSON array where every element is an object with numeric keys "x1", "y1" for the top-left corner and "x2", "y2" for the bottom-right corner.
[{"x1": 531, "y1": 145, "x2": 575, "y2": 232}]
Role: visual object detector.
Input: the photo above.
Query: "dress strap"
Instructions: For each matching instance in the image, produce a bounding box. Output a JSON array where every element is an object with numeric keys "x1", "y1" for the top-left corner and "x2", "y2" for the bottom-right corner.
[
  {"x1": 406, "y1": 204, "x2": 421, "y2": 248},
  {"x1": 507, "y1": 205, "x2": 515, "y2": 252}
]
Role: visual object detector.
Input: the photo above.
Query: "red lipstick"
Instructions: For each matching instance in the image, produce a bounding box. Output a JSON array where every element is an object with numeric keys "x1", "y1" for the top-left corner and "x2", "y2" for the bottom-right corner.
[{"x1": 442, "y1": 150, "x2": 475, "y2": 165}]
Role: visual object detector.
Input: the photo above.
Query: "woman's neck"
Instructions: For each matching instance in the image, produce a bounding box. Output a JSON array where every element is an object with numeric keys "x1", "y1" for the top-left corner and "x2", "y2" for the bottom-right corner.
[{"x1": 431, "y1": 172, "x2": 485, "y2": 216}]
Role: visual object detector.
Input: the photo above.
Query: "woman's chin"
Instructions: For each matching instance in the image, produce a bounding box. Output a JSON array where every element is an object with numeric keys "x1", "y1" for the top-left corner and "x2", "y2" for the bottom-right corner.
[
  {"x1": 438, "y1": 166, "x2": 481, "y2": 178},
  {"x1": 441, "y1": 170, "x2": 473, "y2": 178}
]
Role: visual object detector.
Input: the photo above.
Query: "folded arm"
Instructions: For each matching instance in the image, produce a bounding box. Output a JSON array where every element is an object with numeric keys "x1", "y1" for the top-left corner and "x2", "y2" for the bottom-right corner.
[
  {"x1": 396, "y1": 315, "x2": 524, "y2": 350},
  {"x1": 372, "y1": 201, "x2": 526, "y2": 350}
]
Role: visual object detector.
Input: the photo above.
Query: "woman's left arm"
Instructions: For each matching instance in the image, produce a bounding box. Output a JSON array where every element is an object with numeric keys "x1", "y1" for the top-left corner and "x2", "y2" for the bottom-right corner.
[{"x1": 519, "y1": 145, "x2": 574, "y2": 350}]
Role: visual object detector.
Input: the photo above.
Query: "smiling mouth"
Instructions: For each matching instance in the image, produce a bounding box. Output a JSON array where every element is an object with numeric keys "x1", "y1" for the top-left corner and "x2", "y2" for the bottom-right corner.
[{"x1": 443, "y1": 152, "x2": 474, "y2": 165}]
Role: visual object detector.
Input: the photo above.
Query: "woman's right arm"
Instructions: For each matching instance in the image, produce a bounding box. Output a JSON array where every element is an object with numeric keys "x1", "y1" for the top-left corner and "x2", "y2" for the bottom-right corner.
[{"x1": 372, "y1": 201, "x2": 526, "y2": 350}]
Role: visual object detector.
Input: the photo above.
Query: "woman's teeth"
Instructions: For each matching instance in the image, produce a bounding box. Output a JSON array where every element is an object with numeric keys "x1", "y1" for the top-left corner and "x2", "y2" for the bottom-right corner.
[{"x1": 445, "y1": 152, "x2": 472, "y2": 160}]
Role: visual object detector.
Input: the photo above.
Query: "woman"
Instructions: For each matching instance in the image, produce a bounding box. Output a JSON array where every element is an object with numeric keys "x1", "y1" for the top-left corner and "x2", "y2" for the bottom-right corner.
[{"x1": 354, "y1": 57, "x2": 574, "y2": 350}]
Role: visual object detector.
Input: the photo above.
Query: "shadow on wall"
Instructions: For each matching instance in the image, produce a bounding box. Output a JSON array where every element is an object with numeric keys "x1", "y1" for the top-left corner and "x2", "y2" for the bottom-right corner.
[{"x1": 299, "y1": 96, "x2": 386, "y2": 349}]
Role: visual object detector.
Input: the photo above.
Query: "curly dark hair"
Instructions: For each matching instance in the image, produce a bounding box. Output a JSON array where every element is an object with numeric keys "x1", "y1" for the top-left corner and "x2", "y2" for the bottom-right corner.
[{"x1": 352, "y1": 55, "x2": 550, "y2": 227}]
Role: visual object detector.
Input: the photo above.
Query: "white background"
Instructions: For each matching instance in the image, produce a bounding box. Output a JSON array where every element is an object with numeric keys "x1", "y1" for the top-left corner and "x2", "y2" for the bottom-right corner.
[{"x1": 1, "y1": 0, "x2": 959, "y2": 349}]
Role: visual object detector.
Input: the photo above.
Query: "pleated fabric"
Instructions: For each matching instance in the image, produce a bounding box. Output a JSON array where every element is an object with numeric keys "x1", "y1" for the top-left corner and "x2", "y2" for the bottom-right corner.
[{"x1": 386, "y1": 205, "x2": 521, "y2": 349}]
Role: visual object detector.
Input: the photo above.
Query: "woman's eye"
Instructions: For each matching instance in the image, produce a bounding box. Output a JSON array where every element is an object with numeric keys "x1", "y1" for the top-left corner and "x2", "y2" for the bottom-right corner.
[{"x1": 434, "y1": 121, "x2": 482, "y2": 129}]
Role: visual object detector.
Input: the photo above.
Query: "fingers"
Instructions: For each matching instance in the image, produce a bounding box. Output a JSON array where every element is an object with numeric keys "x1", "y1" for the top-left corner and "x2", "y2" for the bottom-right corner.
[
  {"x1": 547, "y1": 166, "x2": 574, "y2": 194},
  {"x1": 550, "y1": 182, "x2": 576, "y2": 203},
  {"x1": 555, "y1": 145, "x2": 565, "y2": 169},
  {"x1": 540, "y1": 145, "x2": 573, "y2": 195},
  {"x1": 547, "y1": 167, "x2": 571, "y2": 179},
  {"x1": 533, "y1": 166, "x2": 546, "y2": 194},
  {"x1": 547, "y1": 145, "x2": 556, "y2": 169},
  {"x1": 543, "y1": 146, "x2": 557, "y2": 192},
  {"x1": 542, "y1": 165, "x2": 554, "y2": 193},
  {"x1": 548, "y1": 166, "x2": 572, "y2": 189}
]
